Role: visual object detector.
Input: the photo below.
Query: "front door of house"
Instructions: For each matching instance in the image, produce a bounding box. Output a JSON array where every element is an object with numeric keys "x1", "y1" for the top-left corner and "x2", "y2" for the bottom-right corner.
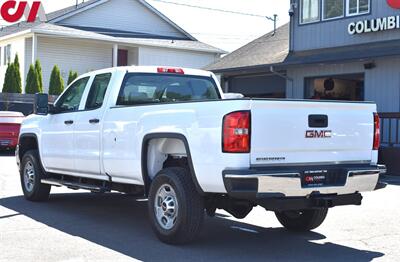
[{"x1": 118, "y1": 49, "x2": 128, "y2": 66}]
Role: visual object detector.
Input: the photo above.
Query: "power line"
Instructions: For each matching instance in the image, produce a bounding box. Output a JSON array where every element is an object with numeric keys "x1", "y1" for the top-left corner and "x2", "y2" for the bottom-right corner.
[
  {"x1": 150, "y1": 0, "x2": 278, "y2": 34},
  {"x1": 151, "y1": 0, "x2": 272, "y2": 18}
]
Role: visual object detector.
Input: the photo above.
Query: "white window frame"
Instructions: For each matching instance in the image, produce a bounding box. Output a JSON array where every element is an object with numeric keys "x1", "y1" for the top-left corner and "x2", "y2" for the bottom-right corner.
[
  {"x1": 4, "y1": 44, "x2": 11, "y2": 65},
  {"x1": 322, "y1": 0, "x2": 345, "y2": 21},
  {"x1": 299, "y1": 0, "x2": 321, "y2": 25},
  {"x1": 346, "y1": 0, "x2": 370, "y2": 17}
]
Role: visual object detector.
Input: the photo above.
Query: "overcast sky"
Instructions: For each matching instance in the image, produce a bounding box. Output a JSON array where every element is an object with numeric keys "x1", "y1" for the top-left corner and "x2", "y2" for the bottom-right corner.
[{"x1": 29, "y1": 0, "x2": 290, "y2": 52}]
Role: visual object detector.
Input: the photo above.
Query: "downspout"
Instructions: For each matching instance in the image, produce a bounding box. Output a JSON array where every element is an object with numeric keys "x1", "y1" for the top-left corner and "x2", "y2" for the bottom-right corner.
[
  {"x1": 270, "y1": 66, "x2": 294, "y2": 98},
  {"x1": 290, "y1": 0, "x2": 296, "y2": 52}
]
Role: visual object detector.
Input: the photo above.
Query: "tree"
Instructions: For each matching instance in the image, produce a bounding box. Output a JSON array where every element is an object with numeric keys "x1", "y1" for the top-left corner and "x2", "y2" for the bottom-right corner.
[
  {"x1": 67, "y1": 70, "x2": 78, "y2": 85},
  {"x1": 49, "y1": 65, "x2": 64, "y2": 95},
  {"x1": 2, "y1": 63, "x2": 13, "y2": 93},
  {"x1": 13, "y1": 54, "x2": 22, "y2": 93},
  {"x1": 35, "y1": 59, "x2": 43, "y2": 92},
  {"x1": 2, "y1": 63, "x2": 21, "y2": 93},
  {"x1": 25, "y1": 64, "x2": 41, "y2": 94}
]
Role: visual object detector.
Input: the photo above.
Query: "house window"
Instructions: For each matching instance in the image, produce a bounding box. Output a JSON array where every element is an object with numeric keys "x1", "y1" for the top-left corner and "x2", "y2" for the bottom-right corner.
[
  {"x1": 300, "y1": 0, "x2": 320, "y2": 24},
  {"x1": 347, "y1": 0, "x2": 370, "y2": 16},
  {"x1": 3, "y1": 44, "x2": 11, "y2": 65},
  {"x1": 304, "y1": 74, "x2": 365, "y2": 101},
  {"x1": 323, "y1": 0, "x2": 344, "y2": 20}
]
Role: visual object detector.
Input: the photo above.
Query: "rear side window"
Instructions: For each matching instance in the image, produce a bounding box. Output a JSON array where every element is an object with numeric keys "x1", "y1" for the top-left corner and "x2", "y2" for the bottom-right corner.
[
  {"x1": 117, "y1": 73, "x2": 220, "y2": 106},
  {"x1": 85, "y1": 73, "x2": 112, "y2": 110}
]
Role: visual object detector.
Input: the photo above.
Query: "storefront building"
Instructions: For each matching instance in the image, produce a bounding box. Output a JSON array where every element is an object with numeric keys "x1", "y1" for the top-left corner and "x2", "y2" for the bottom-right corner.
[
  {"x1": 208, "y1": 0, "x2": 400, "y2": 113},
  {"x1": 287, "y1": 0, "x2": 400, "y2": 113},
  {"x1": 207, "y1": 0, "x2": 400, "y2": 172}
]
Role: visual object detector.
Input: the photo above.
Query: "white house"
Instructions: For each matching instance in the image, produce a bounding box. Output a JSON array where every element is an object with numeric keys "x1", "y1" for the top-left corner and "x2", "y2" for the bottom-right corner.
[{"x1": 0, "y1": 0, "x2": 225, "y2": 92}]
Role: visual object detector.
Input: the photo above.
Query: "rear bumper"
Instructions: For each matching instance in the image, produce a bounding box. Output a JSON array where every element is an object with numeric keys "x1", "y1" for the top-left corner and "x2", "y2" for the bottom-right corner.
[
  {"x1": 0, "y1": 137, "x2": 18, "y2": 148},
  {"x1": 223, "y1": 164, "x2": 385, "y2": 199}
]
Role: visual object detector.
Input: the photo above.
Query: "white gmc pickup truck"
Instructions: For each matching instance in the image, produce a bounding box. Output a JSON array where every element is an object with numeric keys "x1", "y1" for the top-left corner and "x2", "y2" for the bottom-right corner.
[{"x1": 17, "y1": 66, "x2": 386, "y2": 244}]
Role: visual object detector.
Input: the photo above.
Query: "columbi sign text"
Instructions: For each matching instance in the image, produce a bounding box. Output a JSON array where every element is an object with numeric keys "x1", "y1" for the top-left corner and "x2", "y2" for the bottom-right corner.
[{"x1": 348, "y1": 0, "x2": 400, "y2": 35}]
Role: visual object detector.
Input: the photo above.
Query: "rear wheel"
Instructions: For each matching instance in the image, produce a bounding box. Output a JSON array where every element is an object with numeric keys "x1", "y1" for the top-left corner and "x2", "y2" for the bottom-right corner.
[
  {"x1": 275, "y1": 208, "x2": 328, "y2": 232},
  {"x1": 20, "y1": 150, "x2": 51, "y2": 201},
  {"x1": 148, "y1": 167, "x2": 204, "y2": 244}
]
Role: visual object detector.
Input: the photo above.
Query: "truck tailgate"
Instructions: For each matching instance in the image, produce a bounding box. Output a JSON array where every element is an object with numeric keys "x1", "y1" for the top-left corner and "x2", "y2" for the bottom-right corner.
[{"x1": 250, "y1": 100, "x2": 376, "y2": 166}]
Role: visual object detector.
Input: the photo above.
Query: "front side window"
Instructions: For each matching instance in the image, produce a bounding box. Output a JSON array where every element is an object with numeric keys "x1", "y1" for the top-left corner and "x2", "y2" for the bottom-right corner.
[
  {"x1": 301, "y1": 0, "x2": 320, "y2": 24},
  {"x1": 85, "y1": 73, "x2": 112, "y2": 110},
  {"x1": 117, "y1": 74, "x2": 220, "y2": 106},
  {"x1": 323, "y1": 0, "x2": 344, "y2": 20},
  {"x1": 55, "y1": 77, "x2": 90, "y2": 113},
  {"x1": 347, "y1": 0, "x2": 369, "y2": 16}
]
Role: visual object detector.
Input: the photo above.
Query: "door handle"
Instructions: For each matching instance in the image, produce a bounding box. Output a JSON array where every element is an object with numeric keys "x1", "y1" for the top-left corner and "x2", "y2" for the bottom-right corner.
[
  {"x1": 64, "y1": 120, "x2": 74, "y2": 125},
  {"x1": 89, "y1": 118, "x2": 100, "y2": 124},
  {"x1": 308, "y1": 115, "x2": 328, "y2": 128}
]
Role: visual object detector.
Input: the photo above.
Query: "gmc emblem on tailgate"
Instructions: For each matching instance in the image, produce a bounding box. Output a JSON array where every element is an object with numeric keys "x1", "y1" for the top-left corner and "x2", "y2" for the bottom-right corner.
[{"x1": 305, "y1": 130, "x2": 332, "y2": 138}]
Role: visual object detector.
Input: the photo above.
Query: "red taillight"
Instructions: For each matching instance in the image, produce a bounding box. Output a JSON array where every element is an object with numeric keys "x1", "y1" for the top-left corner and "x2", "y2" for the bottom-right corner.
[
  {"x1": 222, "y1": 111, "x2": 250, "y2": 153},
  {"x1": 157, "y1": 67, "x2": 184, "y2": 74},
  {"x1": 373, "y1": 113, "x2": 380, "y2": 150}
]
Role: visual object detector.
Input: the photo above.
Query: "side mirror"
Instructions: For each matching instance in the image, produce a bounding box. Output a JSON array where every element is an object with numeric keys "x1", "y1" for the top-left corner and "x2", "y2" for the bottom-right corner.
[
  {"x1": 34, "y1": 93, "x2": 49, "y2": 115},
  {"x1": 48, "y1": 104, "x2": 57, "y2": 114},
  {"x1": 223, "y1": 93, "x2": 244, "y2": 99}
]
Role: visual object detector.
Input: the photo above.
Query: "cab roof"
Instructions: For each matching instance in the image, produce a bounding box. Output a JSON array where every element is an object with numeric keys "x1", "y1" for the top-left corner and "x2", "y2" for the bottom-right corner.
[{"x1": 79, "y1": 66, "x2": 214, "y2": 78}]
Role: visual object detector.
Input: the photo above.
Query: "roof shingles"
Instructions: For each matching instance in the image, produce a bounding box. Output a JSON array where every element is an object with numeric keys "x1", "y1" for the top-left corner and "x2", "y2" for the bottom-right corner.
[{"x1": 206, "y1": 23, "x2": 289, "y2": 72}]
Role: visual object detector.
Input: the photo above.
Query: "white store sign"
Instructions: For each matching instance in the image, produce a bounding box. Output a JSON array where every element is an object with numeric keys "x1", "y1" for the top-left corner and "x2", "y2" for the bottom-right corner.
[{"x1": 348, "y1": 16, "x2": 400, "y2": 35}]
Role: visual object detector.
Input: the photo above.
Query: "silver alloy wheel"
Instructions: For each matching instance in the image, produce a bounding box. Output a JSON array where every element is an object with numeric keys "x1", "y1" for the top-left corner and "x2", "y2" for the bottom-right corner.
[
  {"x1": 23, "y1": 161, "x2": 35, "y2": 192},
  {"x1": 154, "y1": 184, "x2": 179, "y2": 230}
]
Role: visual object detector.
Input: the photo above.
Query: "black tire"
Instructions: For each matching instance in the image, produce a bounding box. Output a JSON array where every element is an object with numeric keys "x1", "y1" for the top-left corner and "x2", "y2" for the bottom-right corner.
[
  {"x1": 148, "y1": 167, "x2": 204, "y2": 244},
  {"x1": 20, "y1": 150, "x2": 51, "y2": 201},
  {"x1": 275, "y1": 208, "x2": 328, "y2": 232}
]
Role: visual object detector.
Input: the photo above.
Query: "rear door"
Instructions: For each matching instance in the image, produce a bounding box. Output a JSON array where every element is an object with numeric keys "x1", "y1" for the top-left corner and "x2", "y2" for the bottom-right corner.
[
  {"x1": 250, "y1": 100, "x2": 376, "y2": 166},
  {"x1": 73, "y1": 73, "x2": 112, "y2": 179}
]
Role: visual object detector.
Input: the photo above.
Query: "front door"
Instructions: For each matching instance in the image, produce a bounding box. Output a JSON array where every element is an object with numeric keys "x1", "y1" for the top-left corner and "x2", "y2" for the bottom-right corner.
[
  {"x1": 41, "y1": 77, "x2": 90, "y2": 174},
  {"x1": 118, "y1": 49, "x2": 128, "y2": 66},
  {"x1": 73, "y1": 73, "x2": 112, "y2": 179}
]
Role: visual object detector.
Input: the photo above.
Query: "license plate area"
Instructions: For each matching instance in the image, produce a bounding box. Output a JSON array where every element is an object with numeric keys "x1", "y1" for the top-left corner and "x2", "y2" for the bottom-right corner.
[
  {"x1": 0, "y1": 140, "x2": 11, "y2": 146},
  {"x1": 301, "y1": 169, "x2": 347, "y2": 188}
]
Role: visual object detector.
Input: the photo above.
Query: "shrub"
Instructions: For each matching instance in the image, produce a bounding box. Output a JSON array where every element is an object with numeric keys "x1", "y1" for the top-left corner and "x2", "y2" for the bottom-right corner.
[
  {"x1": 25, "y1": 64, "x2": 41, "y2": 94},
  {"x1": 48, "y1": 65, "x2": 64, "y2": 95},
  {"x1": 67, "y1": 70, "x2": 78, "y2": 85},
  {"x1": 2, "y1": 63, "x2": 13, "y2": 93},
  {"x1": 35, "y1": 59, "x2": 43, "y2": 92},
  {"x1": 2, "y1": 63, "x2": 21, "y2": 93},
  {"x1": 13, "y1": 54, "x2": 22, "y2": 93}
]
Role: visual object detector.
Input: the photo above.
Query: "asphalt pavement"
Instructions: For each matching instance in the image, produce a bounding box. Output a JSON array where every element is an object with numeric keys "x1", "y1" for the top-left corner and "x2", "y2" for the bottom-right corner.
[{"x1": 1, "y1": 151, "x2": 399, "y2": 262}]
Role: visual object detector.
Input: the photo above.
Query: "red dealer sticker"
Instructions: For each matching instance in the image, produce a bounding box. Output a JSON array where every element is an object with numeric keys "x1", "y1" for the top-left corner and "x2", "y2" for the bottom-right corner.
[
  {"x1": 0, "y1": 1, "x2": 46, "y2": 23},
  {"x1": 388, "y1": 0, "x2": 400, "y2": 9}
]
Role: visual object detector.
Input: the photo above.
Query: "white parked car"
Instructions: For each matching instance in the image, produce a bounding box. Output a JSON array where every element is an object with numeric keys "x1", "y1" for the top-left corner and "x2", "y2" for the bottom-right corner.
[{"x1": 16, "y1": 66, "x2": 386, "y2": 244}]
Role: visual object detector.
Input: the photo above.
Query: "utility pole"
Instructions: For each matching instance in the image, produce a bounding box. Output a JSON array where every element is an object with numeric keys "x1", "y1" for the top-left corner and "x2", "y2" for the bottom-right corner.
[
  {"x1": 266, "y1": 14, "x2": 278, "y2": 35},
  {"x1": 76, "y1": 0, "x2": 85, "y2": 8}
]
